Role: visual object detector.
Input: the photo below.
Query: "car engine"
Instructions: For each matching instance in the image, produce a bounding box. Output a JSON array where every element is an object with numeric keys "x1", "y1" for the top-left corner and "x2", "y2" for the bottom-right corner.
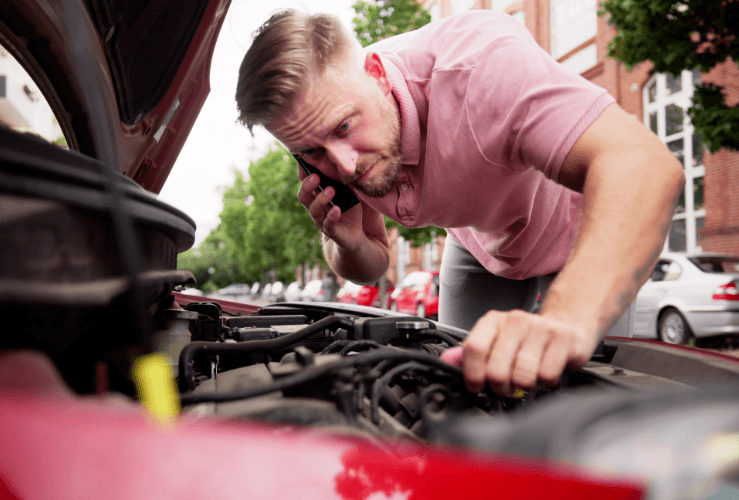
[{"x1": 169, "y1": 300, "x2": 615, "y2": 443}]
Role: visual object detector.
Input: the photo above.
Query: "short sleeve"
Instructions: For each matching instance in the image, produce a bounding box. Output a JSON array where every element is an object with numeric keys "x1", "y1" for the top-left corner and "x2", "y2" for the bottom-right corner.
[{"x1": 465, "y1": 35, "x2": 614, "y2": 182}]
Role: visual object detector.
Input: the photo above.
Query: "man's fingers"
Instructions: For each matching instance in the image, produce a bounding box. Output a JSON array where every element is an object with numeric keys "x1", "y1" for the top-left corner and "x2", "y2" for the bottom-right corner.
[
  {"x1": 484, "y1": 310, "x2": 528, "y2": 391},
  {"x1": 511, "y1": 321, "x2": 550, "y2": 389},
  {"x1": 297, "y1": 174, "x2": 320, "y2": 207},
  {"x1": 440, "y1": 345, "x2": 463, "y2": 366},
  {"x1": 462, "y1": 311, "x2": 505, "y2": 392},
  {"x1": 538, "y1": 334, "x2": 570, "y2": 386},
  {"x1": 308, "y1": 186, "x2": 335, "y2": 224},
  {"x1": 321, "y1": 205, "x2": 342, "y2": 233}
]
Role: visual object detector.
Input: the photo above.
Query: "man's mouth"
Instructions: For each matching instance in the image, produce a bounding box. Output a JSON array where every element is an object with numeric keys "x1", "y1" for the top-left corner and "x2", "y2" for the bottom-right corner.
[{"x1": 352, "y1": 160, "x2": 377, "y2": 185}]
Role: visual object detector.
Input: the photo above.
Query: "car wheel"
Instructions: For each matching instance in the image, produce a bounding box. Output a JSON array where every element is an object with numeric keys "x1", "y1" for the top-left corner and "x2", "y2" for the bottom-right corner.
[
  {"x1": 416, "y1": 303, "x2": 426, "y2": 318},
  {"x1": 659, "y1": 308, "x2": 691, "y2": 345},
  {"x1": 390, "y1": 301, "x2": 397, "y2": 312}
]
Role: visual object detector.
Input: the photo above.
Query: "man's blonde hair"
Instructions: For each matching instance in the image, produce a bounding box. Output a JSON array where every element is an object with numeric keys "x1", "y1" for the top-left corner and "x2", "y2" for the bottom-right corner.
[{"x1": 236, "y1": 10, "x2": 352, "y2": 133}]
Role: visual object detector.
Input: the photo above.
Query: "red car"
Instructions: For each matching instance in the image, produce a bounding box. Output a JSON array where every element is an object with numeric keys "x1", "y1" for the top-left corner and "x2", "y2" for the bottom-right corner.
[
  {"x1": 339, "y1": 281, "x2": 395, "y2": 308},
  {"x1": 337, "y1": 281, "x2": 363, "y2": 304},
  {"x1": 390, "y1": 271, "x2": 440, "y2": 319},
  {"x1": 4, "y1": 2, "x2": 739, "y2": 499}
]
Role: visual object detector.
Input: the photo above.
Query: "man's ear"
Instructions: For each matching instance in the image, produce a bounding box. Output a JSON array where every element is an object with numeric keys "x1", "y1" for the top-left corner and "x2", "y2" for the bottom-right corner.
[{"x1": 364, "y1": 52, "x2": 391, "y2": 95}]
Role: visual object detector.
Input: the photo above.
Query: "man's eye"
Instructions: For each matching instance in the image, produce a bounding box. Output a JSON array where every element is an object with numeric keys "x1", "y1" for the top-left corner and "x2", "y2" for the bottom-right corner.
[
  {"x1": 302, "y1": 148, "x2": 324, "y2": 159},
  {"x1": 339, "y1": 122, "x2": 349, "y2": 132}
]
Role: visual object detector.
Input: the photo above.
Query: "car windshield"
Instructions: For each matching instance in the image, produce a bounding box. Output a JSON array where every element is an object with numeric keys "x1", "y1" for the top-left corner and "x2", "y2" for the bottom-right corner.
[{"x1": 689, "y1": 256, "x2": 739, "y2": 273}]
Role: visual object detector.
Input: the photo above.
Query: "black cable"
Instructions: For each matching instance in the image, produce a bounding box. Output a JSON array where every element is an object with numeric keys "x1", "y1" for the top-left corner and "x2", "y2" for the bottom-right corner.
[
  {"x1": 180, "y1": 348, "x2": 463, "y2": 406},
  {"x1": 418, "y1": 384, "x2": 453, "y2": 425},
  {"x1": 339, "y1": 340, "x2": 383, "y2": 355},
  {"x1": 420, "y1": 329, "x2": 460, "y2": 347},
  {"x1": 321, "y1": 340, "x2": 352, "y2": 354},
  {"x1": 179, "y1": 316, "x2": 354, "y2": 391},
  {"x1": 370, "y1": 362, "x2": 433, "y2": 424}
]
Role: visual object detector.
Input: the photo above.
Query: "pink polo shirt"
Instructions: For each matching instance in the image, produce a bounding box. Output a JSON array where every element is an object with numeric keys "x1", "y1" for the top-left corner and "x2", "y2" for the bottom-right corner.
[{"x1": 355, "y1": 11, "x2": 615, "y2": 280}]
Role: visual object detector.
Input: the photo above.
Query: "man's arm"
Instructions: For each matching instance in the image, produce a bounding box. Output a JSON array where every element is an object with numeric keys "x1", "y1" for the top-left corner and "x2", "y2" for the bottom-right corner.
[
  {"x1": 298, "y1": 171, "x2": 390, "y2": 284},
  {"x1": 442, "y1": 103, "x2": 685, "y2": 394},
  {"x1": 543, "y1": 103, "x2": 684, "y2": 345}
]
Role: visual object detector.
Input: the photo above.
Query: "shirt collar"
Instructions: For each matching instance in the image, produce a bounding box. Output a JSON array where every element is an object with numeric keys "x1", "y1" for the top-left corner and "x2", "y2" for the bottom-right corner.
[{"x1": 380, "y1": 56, "x2": 421, "y2": 166}]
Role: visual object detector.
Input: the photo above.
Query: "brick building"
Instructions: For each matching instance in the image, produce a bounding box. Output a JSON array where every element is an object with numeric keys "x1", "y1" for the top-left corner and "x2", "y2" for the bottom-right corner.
[{"x1": 406, "y1": 0, "x2": 739, "y2": 264}]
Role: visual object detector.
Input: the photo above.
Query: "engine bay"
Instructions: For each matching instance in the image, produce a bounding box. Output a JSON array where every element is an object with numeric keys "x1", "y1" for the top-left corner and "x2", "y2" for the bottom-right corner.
[{"x1": 170, "y1": 299, "x2": 622, "y2": 443}]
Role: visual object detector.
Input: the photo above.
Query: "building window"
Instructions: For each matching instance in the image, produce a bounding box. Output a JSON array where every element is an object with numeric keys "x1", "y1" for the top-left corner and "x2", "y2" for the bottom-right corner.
[
  {"x1": 450, "y1": 0, "x2": 475, "y2": 16},
  {"x1": 559, "y1": 43, "x2": 597, "y2": 75},
  {"x1": 510, "y1": 10, "x2": 525, "y2": 25},
  {"x1": 643, "y1": 70, "x2": 705, "y2": 253},
  {"x1": 550, "y1": 0, "x2": 598, "y2": 60},
  {"x1": 425, "y1": 0, "x2": 440, "y2": 21}
]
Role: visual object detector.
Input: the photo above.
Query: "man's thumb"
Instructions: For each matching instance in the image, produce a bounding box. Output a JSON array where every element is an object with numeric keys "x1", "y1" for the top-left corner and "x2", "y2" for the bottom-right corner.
[{"x1": 440, "y1": 345, "x2": 463, "y2": 366}]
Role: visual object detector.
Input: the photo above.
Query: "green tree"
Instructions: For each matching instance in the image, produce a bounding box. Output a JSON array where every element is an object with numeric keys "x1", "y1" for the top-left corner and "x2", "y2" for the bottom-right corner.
[
  {"x1": 219, "y1": 145, "x2": 325, "y2": 283},
  {"x1": 352, "y1": 0, "x2": 445, "y2": 247},
  {"x1": 177, "y1": 224, "x2": 244, "y2": 293},
  {"x1": 600, "y1": 0, "x2": 739, "y2": 153},
  {"x1": 352, "y1": 0, "x2": 431, "y2": 48}
]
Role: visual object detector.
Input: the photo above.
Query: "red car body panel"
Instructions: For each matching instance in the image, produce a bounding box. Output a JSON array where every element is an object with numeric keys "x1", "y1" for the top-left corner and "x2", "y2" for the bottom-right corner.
[
  {"x1": 127, "y1": 0, "x2": 231, "y2": 193},
  {"x1": 338, "y1": 285, "x2": 395, "y2": 308},
  {"x1": 0, "y1": 392, "x2": 645, "y2": 500},
  {"x1": 392, "y1": 271, "x2": 440, "y2": 317},
  {"x1": 355, "y1": 285, "x2": 395, "y2": 308}
]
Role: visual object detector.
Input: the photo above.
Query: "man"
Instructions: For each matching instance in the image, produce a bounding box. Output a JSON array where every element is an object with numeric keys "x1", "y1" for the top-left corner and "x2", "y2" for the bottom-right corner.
[{"x1": 235, "y1": 10, "x2": 684, "y2": 395}]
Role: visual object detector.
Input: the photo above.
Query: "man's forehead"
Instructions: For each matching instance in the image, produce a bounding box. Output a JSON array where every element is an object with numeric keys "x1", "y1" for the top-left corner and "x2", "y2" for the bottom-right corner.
[{"x1": 269, "y1": 74, "x2": 360, "y2": 149}]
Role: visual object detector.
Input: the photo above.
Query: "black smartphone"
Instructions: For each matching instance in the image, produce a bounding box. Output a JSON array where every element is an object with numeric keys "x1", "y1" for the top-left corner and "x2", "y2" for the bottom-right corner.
[{"x1": 293, "y1": 154, "x2": 360, "y2": 213}]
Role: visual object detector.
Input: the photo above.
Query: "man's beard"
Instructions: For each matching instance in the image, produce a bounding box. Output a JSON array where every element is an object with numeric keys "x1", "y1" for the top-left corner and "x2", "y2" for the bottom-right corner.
[
  {"x1": 352, "y1": 155, "x2": 402, "y2": 198},
  {"x1": 349, "y1": 99, "x2": 403, "y2": 198}
]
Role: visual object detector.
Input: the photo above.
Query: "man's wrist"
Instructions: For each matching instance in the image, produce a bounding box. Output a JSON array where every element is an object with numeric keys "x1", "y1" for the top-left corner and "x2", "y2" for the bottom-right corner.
[{"x1": 538, "y1": 283, "x2": 605, "y2": 339}]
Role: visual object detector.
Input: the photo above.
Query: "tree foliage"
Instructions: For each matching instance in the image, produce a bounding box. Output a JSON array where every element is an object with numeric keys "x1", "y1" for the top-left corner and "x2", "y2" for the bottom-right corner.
[
  {"x1": 352, "y1": 0, "x2": 432, "y2": 48},
  {"x1": 219, "y1": 145, "x2": 325, "y2": 283},
  {"x1": 352, "y1": 0, "x2": 446, "y2": 247},
  {"x1": 600, "y1": 0, "x2": 739, "y2": 152},
  {"x1": 177, "y1": 224, "x2": 243, "y2": 293}
]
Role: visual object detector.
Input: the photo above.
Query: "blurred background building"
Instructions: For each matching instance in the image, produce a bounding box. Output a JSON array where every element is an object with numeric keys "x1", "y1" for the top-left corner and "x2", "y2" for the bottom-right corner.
[{"x1": 0, "y1": 45, "x2": 62, "y2": 143}]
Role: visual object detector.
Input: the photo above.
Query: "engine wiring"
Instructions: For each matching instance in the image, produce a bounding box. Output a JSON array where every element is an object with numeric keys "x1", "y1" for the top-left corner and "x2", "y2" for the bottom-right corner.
[{"x1": 179, "y1": 347, "x2": 464, "y2": 406}]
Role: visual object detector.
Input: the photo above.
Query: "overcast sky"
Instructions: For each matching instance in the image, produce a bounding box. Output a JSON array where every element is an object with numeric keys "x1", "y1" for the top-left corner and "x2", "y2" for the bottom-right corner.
[{"x1": 158, "y1": 0, "x2": 357, "y2": 246}]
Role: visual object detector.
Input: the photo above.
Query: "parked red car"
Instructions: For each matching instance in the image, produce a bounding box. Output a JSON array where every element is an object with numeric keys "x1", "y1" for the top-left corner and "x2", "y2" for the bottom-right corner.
[
  {"x1": 339, "y1": 281, "x2": 395, "y2": 308},
  {"x1": 390, "y1": 271, "x2": 440, "y2": 319},
  {"x1": 337, "y1": 281, "x2": 362, "y2": 304}
]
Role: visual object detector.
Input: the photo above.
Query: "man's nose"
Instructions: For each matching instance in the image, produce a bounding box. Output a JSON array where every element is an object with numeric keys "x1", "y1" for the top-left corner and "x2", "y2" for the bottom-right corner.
[{"x1": 325, "y1": 143, "x2": 357, "y2": 178}]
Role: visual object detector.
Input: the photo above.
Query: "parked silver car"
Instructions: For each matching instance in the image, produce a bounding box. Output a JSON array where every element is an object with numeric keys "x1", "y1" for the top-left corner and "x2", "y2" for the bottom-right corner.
[
  {"x1": 633, "y1": 253, "x2": 739, "y2": 344},
  {"x1": 299, "y1": 279, "x2": 334, "y2": 302},
  {"x1": 283, "y1": 281, "x2": 303, "y2": 302},
  {"x1": 217, "y1": 284, "x2": 251, "y2": 301}
]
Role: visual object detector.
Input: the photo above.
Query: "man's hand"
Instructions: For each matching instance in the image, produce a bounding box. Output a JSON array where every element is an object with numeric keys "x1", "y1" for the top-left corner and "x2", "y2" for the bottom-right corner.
[
  {"x1": 297, "y1": 168, "x2": 391, "y2": 285},
  {"x1": 440, "y1": 310, "x2": 598, "y2": 395},
  {"x1": 297, "y1": 172, "x2": 364, "y2": 251}
]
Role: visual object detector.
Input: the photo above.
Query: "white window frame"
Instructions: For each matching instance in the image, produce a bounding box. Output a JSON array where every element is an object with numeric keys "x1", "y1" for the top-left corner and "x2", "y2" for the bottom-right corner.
[
  {"x1": 549, "y1": 0, "x2": 598, "y2": 60},
  {"x1": 450, "y1": 0, "x2": 475, "y2": 16},
  {"x1": 425, "y1": 0, "x2": 440, "y2": 22},
  {"x1": 643, "y1": 70, "x2": 705, "y2": 253}
]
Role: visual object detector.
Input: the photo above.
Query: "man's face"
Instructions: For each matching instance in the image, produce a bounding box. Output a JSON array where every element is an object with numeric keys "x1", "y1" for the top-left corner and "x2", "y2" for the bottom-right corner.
[{"x1": 268, "y1": 56, "x2": 402, "y2": 198}]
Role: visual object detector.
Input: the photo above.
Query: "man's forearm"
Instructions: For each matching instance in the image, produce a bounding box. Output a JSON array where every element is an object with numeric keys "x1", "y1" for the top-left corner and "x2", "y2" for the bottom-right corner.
[
  {"x1": 322, "y1": 233, "x2": 390, "y2": 285},
  {"x1": 541, "y1": 145, "x2": 684, "y2": 338}
]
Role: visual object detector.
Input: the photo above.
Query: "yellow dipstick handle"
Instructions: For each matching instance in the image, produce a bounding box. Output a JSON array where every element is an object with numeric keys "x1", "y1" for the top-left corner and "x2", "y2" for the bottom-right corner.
[{"x1": 133, "y1": 353, "x2": 180, "y2": 426}]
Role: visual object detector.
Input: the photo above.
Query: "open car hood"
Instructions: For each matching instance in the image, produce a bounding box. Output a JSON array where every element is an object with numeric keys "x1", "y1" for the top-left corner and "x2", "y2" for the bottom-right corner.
[{"x1": 0, "y1": 0, "x2": 230, "y2": 193}]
